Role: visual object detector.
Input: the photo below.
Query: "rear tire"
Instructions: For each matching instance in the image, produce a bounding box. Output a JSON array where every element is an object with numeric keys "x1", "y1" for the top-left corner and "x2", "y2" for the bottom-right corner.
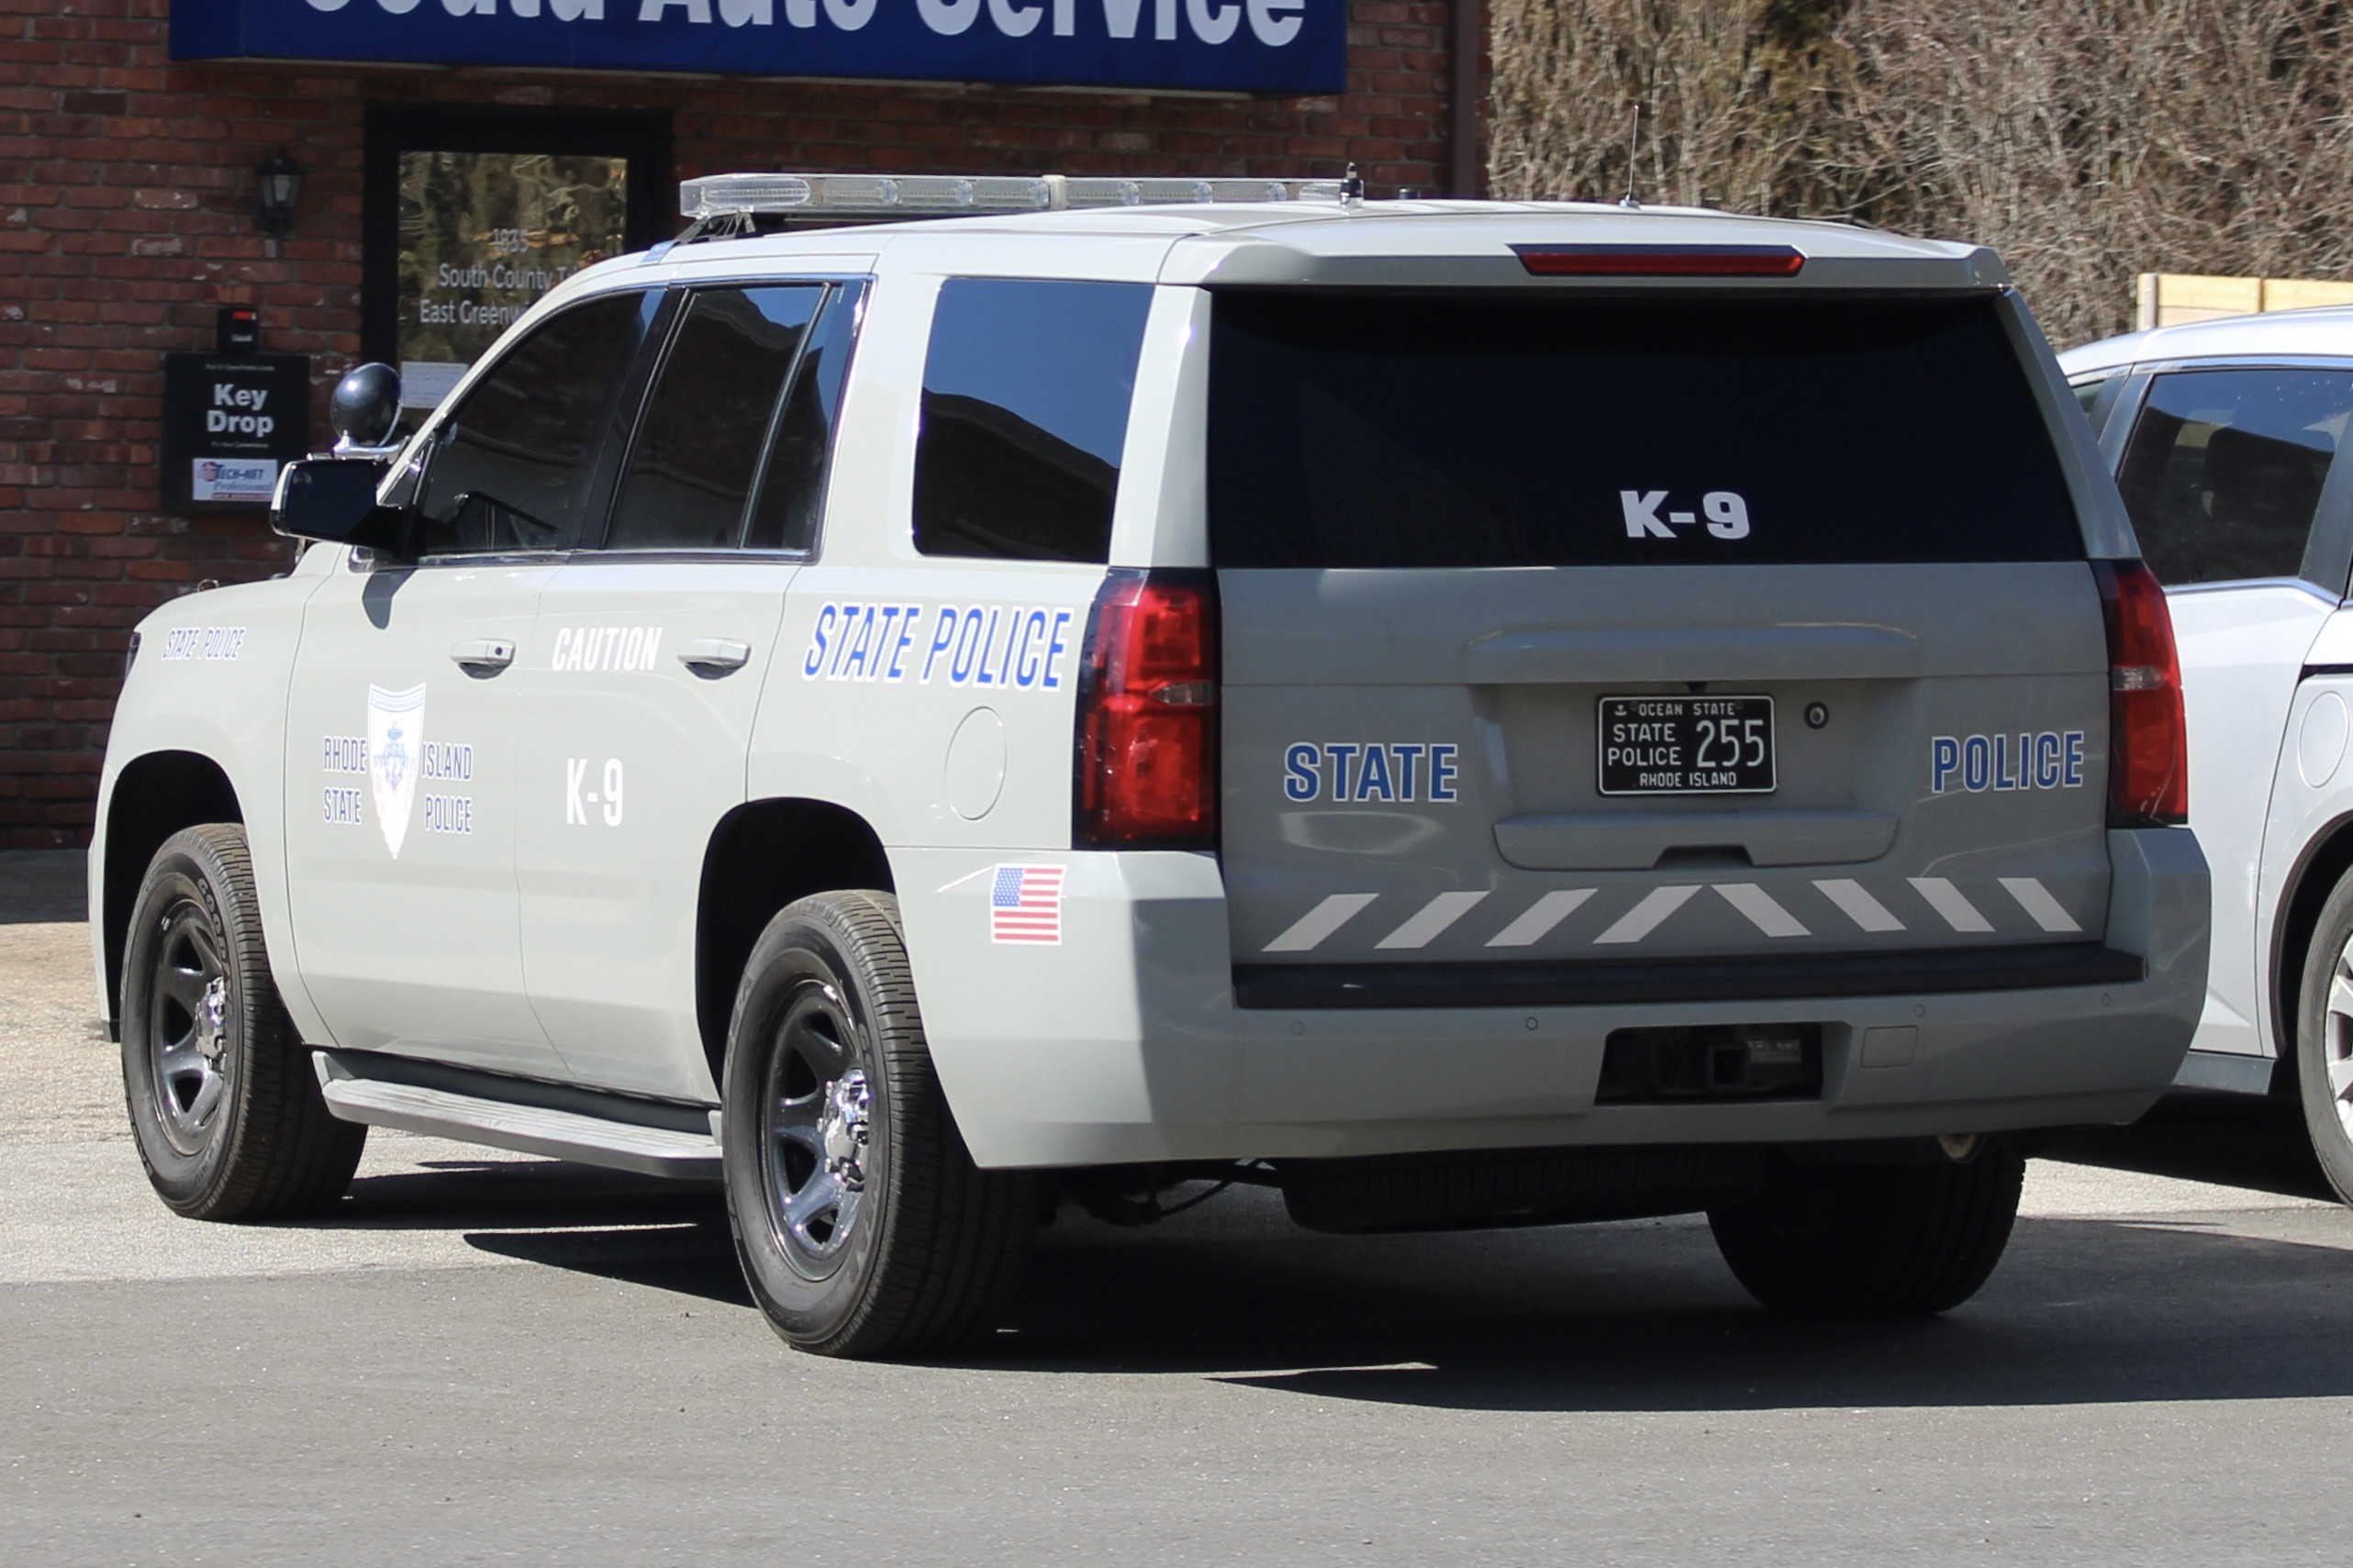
[
  {"x1": 1707, "y1": 1140, "x2": 2024, "y2": 1317},
  {"x1": 720, "y1": 891, "x2": 1038, "y2": 1358},
  {"x1": 120, "y1": 824, "x2": 366, "y2": 1219},
  {"x1": 2292, "y1": 872, "x2": 2353, "y2": 1205}
]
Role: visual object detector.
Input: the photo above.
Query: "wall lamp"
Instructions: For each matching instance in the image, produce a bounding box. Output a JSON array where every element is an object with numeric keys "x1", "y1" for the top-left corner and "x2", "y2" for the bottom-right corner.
[{"x1": 254, "y1": 151, "x2": 305, "y2": 237}]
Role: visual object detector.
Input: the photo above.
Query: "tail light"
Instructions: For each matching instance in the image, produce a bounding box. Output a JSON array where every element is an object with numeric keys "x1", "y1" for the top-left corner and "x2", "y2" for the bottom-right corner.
[
  {"x1": 1073, "y1": 568, "x2": 1218, "y2": 851},
  {"x1": 2092, "y1": 559, "x2": 2188, "y2": 827},
  {"x1": 1511, "y1": 243, "x2": 1805, "y2": 278}
]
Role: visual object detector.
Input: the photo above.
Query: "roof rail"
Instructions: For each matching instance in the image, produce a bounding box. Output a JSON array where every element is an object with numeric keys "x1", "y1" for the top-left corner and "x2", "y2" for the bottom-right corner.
[{"x1": 662, "y1": 166, "x2": 1364, "y2": 248}]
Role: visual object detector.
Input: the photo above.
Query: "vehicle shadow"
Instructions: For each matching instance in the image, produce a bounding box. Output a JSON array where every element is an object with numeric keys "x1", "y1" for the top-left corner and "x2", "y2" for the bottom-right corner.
[
  {"x1": 2042, "y1": 1087, "x2": 2335, "y2": 1201},
  {"x1": 304, "y1": 1090, "x2": 2353, "y2": 1405},
  {"x1": 996, "y1": 1194, "x2": 2353, "y2": 1410},
  {"x1": 325, "y1": 1156, "x2": 753, "y2": 1307}
]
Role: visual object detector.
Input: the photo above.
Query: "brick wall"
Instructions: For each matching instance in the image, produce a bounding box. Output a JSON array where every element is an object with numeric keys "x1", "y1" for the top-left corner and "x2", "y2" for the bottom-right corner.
[{"x1": 0, "y1": 0, "x2": 1481, "y2": 849}]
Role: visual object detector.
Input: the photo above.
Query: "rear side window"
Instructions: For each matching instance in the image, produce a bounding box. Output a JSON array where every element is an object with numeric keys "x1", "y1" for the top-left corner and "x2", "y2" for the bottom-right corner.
[
  {"x1": 913, "y1": 278, "x2": 1154, "y2": 563},
  {"x1": 1208, "y1": 293, "x2": 2084, "y2": 568},
  {"x1": 417, "y1": 292, "x2": 652, "y2": 557},
  {"x1": 606, "y1": 285, "x2": 826, "y2": 551},
  {"x1": 2115, "y1": 368, "x2": 2353, "y2": 587},
  {"x1": 746, "y1": 281, "x2": 864, "y2": 554}
]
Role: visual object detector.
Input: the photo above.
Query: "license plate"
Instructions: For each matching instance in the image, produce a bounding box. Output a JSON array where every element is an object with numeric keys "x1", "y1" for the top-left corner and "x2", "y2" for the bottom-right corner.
[{"x1": 1598, "y1": 695, "x2": 1776, "y2": 795}]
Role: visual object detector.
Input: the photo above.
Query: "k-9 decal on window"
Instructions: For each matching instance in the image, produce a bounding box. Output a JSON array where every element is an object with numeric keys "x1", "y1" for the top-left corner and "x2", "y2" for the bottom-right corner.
[{"x1": 1619, "y1": 490, "x2": 1751, "y2": 540}]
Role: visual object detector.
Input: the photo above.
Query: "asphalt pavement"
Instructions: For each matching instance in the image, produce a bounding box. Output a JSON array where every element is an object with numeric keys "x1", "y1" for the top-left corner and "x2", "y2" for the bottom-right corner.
[{"x1": 6, "y1": 849, "x2": 2350, "y2": 1565}]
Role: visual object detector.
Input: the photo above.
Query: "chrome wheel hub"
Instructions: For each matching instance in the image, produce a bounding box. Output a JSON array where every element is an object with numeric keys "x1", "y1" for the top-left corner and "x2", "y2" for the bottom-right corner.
[
  {"x1": 196, "y1": 976, "x2": 229, "y2": 1062},
  {"x1": 819, "y1": 1070, "x2": 871, "y2": 1191}
]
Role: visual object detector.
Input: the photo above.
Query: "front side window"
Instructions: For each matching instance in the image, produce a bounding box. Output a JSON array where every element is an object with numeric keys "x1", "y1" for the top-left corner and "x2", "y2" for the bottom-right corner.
[
  {"x1": 912, "y1": 278, "x2": 1154, "y2": 562},
  {"x1": 2115, "y1": 367, "x2": 2353, "y2": 587},
  {"x1": 415, "y1": 291, "x2": 653, "y2": 556},
  {"x1": 606, "y1": 285, "x2": 826, "y2": 551}
]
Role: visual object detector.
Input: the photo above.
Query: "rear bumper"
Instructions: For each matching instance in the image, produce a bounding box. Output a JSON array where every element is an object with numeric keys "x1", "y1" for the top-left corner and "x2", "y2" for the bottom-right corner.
[
  {"x1": 894, "y1": 828, "x2": 2208, "y2": 1169},
  {"x1": 1232, "y1": 940, "x2": 2146, "y2": 1010}
]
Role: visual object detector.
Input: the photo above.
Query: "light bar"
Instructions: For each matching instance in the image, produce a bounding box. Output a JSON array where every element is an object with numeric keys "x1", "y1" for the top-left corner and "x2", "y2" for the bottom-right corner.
[
  {"x1": 680, "y1": 171, "x2": 1351, "y2": 220},
  {"x1": 1511, "y1": 243, "x2": 1807, "y2": 278}
]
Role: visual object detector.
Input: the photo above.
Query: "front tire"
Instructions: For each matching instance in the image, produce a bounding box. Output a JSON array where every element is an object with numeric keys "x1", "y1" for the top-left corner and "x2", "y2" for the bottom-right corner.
[
  {"x1": 120, "y1": 824, "x2": 366, "y2": 1219},
  {"x1": 2292, "y1": 872, "x2": 2353, "y2": 1205},
  {"x1": 1707, "y1": 1140, "x2": 2024, "y2": 1317},
  {"x1": 720, "y1": 891, "x2": 1037, "y2": 1358}
]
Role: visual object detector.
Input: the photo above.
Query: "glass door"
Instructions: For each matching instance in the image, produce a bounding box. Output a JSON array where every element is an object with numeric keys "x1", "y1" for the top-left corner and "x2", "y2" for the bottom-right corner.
[{"x1": 362, "y1": 105, "x2": 670, "y2": 436}]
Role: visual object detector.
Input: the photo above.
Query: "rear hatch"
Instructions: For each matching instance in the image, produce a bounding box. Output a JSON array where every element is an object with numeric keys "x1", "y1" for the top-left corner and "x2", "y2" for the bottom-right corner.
[{"x1": 1211, "y1": 286, "x2": 2116, "y2": 1004}]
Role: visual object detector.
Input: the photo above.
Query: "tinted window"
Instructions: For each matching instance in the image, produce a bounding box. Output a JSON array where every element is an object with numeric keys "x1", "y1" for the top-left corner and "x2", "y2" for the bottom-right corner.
[
  {"x1": 416, "y1": 292, "x2": 652, "y2": 556},
  {"x1": 913, "y1": 278, "x2": 1154, "y2": 562},
  {"x1": 746, "y1": 282, "x2": 863, "y2": 554},
  {"x1": 606, "y1": 286, "x2": 823, "y2": 551},
  {"x1": 2114, "y1": 368, "x2": 2353, "y2": 586},
  {"x1": 2073, "y1": 376, "x2": 2113, "y2": 426},
  {"x1": 1209, "y1": 293, "x2": 2084, "y2": 568}
]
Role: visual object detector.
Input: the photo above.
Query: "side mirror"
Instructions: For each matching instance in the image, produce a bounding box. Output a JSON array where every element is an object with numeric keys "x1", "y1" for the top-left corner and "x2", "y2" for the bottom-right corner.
[
  {"x1": 330, "y1": 362, "x2": 404, "y2": 454},
  {"x1": 271, "y1": 459, "x2": 407, "y2": 552}
]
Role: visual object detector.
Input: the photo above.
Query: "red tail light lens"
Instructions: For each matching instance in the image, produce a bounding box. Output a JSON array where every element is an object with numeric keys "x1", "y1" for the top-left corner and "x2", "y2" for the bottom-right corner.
[
  {"x1": 1074, "y1": 569, "x2": 1219, "y2": 851},
  {"x1": 1511, "y1": 243, "x2": 1805, "y2": 278},
  {"x1": 2092, "y1": 559, "x2": 2188, "y2": 828}
]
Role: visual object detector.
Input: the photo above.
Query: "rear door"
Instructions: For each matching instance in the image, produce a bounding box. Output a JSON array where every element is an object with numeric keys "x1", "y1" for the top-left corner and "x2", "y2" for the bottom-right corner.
[
  {"x1": 1210, "y1": 289, "x2": 2117, "y2": 995},
  {"x1": 2110, "y1": 364, "x2": 2353, "y2": 1055}
]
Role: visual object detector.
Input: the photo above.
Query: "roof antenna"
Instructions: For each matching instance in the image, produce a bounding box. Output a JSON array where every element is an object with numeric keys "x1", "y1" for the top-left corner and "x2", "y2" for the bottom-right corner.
[{"x1": 1620, "y1": 105, "x2": 1644, "y2": 209}]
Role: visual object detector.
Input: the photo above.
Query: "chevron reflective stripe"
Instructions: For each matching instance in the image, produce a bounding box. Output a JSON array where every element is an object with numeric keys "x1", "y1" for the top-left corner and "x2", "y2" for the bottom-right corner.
[
  {"x1": 1714, "y1": 883, "x2": 1809, "y2": 938},
  {"x1": 1376, "y1": 890, "x2": 1489, "y2": 950},
  {"x1": 1909, "y1": 876, "x2": 1993, "y2": 934},
  {"x1": 2000, "y1": 876, "x2": 2081, "y2": 934},
  {"x1": 1486, "y1": 887, "x2": 1596, "y2": 948},
  {"x1": 1262, "y1": 893, "x2": 1377, "y2": 952},
  {"x1": 1813, "y1": 878, "x2": 1905, "y2": 932},
  {"x1": 1265, "y1": 874, "x2": 2059, "y2": 953},
  {"x1": 1594, "y1": 884, "x2": 1701, "y2": 944}
]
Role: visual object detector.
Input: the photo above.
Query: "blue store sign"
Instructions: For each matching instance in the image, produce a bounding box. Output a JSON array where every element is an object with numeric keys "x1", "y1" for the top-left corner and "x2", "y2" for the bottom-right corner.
[{"x1": 170, "y1": 0, "x2": 1346, "y2": 94}]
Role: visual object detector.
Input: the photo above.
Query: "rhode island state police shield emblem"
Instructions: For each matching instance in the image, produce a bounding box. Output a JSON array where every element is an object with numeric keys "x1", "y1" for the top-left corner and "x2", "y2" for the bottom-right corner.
[{"x1": 366, "y1": 683, "x2": 425, "y2": 859}]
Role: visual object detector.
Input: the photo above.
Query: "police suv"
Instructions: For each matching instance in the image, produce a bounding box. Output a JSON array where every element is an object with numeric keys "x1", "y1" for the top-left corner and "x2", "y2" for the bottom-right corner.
[
  {"x1": 2063, "y1": 308, "x2": 2353, "y2": 1202},
  {"x1": 95, "y1": 172, "x2": 2209, "y2": 1357}
]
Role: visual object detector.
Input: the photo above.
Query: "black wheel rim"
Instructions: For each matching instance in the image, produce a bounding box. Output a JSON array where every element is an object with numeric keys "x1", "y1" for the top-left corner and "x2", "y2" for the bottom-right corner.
[
  {"x1": 759, "y1": 979, "x2": 873, "y2": 1283},
  {"x1": 147, "y1": 895, "x2": 230, "y2": 1158}
]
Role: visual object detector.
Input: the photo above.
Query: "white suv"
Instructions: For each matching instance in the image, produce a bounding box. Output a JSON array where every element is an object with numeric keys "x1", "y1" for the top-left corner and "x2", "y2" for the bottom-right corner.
[
  {"x1": 93, "y1": 174, "x2": 2208, "y2": 1356},
  {"x1": 2064, "y1": 309, "x2": 2353, "y2": 1199}
]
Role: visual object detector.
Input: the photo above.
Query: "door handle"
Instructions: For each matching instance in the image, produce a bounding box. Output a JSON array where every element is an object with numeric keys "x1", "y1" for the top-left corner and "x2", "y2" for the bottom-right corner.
[
  {"x1": 677, "y1": 637, "x2": 753, "y2": 674},
  {"x1": 450, "y1": 638, "x2": 516, "y2": 673}
]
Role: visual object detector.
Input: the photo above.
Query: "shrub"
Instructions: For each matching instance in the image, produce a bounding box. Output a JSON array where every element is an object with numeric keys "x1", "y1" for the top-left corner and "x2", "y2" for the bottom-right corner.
[{"x1": 1490, "y1": 0, "x2": 2353, "y2": 345}]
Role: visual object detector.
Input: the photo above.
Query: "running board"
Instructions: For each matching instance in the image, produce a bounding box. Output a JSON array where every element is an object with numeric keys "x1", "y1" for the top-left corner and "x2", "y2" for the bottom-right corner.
[{"x1": 312, "y1": 1049, "x2": 721, "y2": 1180}]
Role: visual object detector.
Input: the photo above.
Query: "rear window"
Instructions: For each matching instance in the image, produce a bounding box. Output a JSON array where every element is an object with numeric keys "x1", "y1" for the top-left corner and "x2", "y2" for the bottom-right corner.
[{"x1": 1208, "y1": 292, "x2": 2084, "y2": 568}]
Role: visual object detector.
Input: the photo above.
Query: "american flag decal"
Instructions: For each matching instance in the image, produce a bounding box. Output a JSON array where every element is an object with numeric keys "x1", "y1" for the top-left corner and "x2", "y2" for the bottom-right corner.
[{"x1": 989, "y1": 864, "x2": 1066, "y2": 944}]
